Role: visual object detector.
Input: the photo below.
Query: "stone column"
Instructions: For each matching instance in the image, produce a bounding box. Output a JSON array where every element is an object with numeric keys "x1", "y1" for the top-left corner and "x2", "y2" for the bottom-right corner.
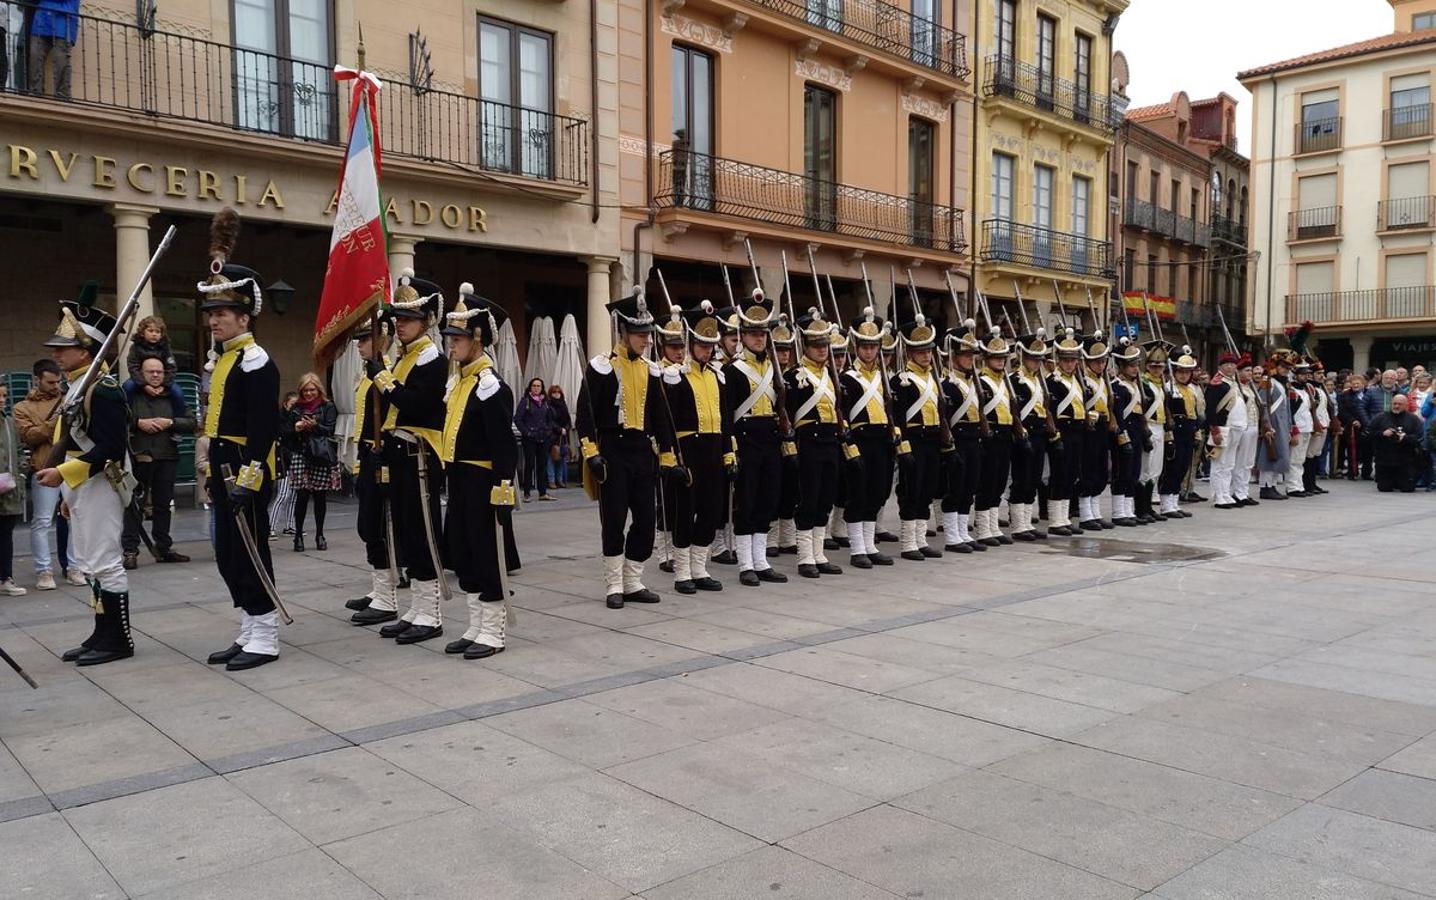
[
  {"x1": 1349, "y1": 333, "x2": 1375, "y2": 373},
  {"x1": 108, "y1": 203, "x2": 160, "y2": 331},
  {"x1": 584, "y1": 256, "x2": 617, "y2": 355},
  {"x1": 387, "y1": 234, "x2": 423, "y2": 288}
]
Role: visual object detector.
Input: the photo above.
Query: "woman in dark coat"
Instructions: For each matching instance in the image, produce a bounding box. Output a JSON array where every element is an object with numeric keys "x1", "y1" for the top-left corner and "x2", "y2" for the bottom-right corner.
[
  {"x1": 546, "y1": 383, "x2": 572, "y2": 488},
  {"x1": 513, "y1": 377, "x2": 556, "y2": 501},
  {"x1": 282, "y1": 372, "x2": 340, "y2": 550}
]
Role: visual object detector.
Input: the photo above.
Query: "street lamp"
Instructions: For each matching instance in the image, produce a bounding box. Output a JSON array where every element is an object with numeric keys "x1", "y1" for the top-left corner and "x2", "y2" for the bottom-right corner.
[{"x1": 266, "y1": 279, "x2": 295, "y2": 315}]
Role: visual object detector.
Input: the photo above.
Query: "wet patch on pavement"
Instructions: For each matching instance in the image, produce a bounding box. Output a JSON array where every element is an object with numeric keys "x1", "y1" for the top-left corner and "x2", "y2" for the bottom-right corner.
[{"x1": 1040, "y1": 537, "x2": 1226, "y2": 564}]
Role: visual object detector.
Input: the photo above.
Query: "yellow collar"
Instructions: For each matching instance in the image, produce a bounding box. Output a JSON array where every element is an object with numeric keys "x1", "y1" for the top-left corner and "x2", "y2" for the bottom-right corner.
[
  {"x1": 221, "y1": 333, "x2": 255, "y2": 353},
  {"x1": 461, "y1": 354, "x2": 493, "y2": 378},
  {"x1": 906, "y1": 361, "x2": 931, "y2": 377},
  {"x1": 401, "y1": 335, "x2": 433, "y2": 359}
]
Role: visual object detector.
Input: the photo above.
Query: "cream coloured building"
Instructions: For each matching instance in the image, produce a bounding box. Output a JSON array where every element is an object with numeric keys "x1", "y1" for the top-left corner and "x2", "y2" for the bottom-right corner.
[
  {"x1": 1241, "y1": 0, "x2": 1436, "y2": 372},
  {"x1": 1, "y1": 0, "x2": 619, "y2": 382}
]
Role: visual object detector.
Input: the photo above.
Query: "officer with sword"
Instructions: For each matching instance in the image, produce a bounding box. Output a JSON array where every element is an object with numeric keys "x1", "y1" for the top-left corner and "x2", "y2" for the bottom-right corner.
[{"x1": 345, "y1": 309, "x2": 404, "y2": 620}]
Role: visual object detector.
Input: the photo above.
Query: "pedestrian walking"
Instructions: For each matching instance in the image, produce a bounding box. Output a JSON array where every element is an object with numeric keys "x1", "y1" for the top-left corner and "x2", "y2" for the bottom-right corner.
[{"x1": 281, "y1": 373, "x2": 340, "y2": 551}]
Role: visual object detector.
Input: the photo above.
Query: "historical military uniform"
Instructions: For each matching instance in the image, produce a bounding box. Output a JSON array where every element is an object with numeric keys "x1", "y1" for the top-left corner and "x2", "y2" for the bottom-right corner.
[
  {"x1": 838, "y1": 309, "x2": 896, "y2": 568},
  {"x1": 722, "y1": 290, "x2": 789, "y2": 586},
  {"x1": 1206, "y1": 351, "x2": 1248, "y2": 510},
  {"x1": 768, "y1": 319, "x2": 800, "y2": 558},
  {"x1": 1258, "y1": 352, "x2": 1296, "y2": 499},
  {"x1": 891, "y1": 313, "x2": 943, "y2": 561},
  {"x1": 1044, "y1": 328, "x2": 1086, "y2": 536},
  {"x1": 1300, "y1": 357, "x2": 1330, "y2": 496},
  {"x1": 45, "y1": 286, "x2": 133, "y2": 667},
  {"x1": 939, "y1": 320, "x2": 984, "y2": 553},
  {"x1": 1079, "y1": 333, "x2": 1117, "y2": 530},
  {"x1": 826, "y1": 329, "x2": 852, "y2": 550},
  {"x1": 972, "y1": 328, "x2": 1015, "y2": 547},
  {"x1": 439, "y1": 286, "x2": 518, "y2": 659},
  {"x1": 356, "y1": 270, "x2": 449, "y2": 644},
  {"x1": 1158, "y1": 348, "x2": 1202, "y2": 518},
  {"x1": 1138, "y1": 341, "x2": 1172, "y2": 524},
  {"x1": 1009, "y1": 331, "x2": 1051, "y2": 541},
  {"x1": 577, "y1": 291, "x2": 669, "y2": 607},
  {"x1": 1284, "y1": 358, "x2": 1317, "y2": 497},
  {"x1": 346, "y1": 311, "x2": 401, "y2": 617},
  {"x1": 198, "y1": 215, "x2": 284, "y2": 671},
  {"x1": 785, "y1": 309, "x2": 845, "y2": 578},
  {"x1": 1110, "y1": 339, "x2": 1146, "y2": 527},
  {"x1": 709, "y1": 306, "x2": 740, "y2": 566}
]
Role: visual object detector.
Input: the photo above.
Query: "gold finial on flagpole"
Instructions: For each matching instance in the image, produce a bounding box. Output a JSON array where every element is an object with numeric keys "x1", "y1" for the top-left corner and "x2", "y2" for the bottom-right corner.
[{"x1": 356, "y1": 21, "x2": 366, "y2": 71}]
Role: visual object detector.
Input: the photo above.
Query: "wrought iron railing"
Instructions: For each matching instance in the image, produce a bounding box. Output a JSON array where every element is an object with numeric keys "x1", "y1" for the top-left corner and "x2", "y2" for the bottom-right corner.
[
  {"x1": 0, "y1": 6, "x2": 587, "y2": 185},
  {"x1": 979, "y1": 219, "x2": 1112, "y2": 278},
  {"x1": 1288, "y1": 206, "x2": 1341, "y2": 241},
  {"x1": 654, "y1": 150, "x2": 966, "y2": 253},
  {"x1": 748, "y1": 0, "x2": 969, "y2": 80},
  {"x1": 1287, "y1": 286, "x2": 1436, "y2": 325},
  {"x1": 1124, "y1": 198, "x2": 1155, "y2": 230},
  {"x1": 1378, "y1": 195, "x2": 1436, "y2": 232},
  {"x1": 1383, "y1": 104, "x2": 1433, "y2": 142},
  {"x1": 1212, "y1": 213, "x2": 1247, "y2": 245},
  {"x1": 1295, "y1": 116, "x2": 1342, "y2": 154},
  {"x1": 982, "y1": 55, "x2": 1115, "y2": 133}
]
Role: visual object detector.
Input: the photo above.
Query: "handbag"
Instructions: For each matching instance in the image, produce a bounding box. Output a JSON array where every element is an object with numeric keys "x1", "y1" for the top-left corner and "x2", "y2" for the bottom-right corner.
[{"x1": 308, "y1": 435, "x2": 338, "y2": 466}]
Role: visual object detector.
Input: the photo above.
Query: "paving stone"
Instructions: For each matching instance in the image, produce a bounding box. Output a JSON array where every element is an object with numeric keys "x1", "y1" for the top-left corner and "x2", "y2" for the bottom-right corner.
[
  {"x1": 5, "y1": 715, "x2": 198, "y2": 794},
  {"x1": 753, "y1": 645, "x2": 941, "y2": 693},
  {"x1": 641, "y1": 845, "x2": 898, "y2": 899},
  {"x1": 1243, "y1": 804, "x2": 1436, "y2": 895},
  {"x1": 139, "y1": 848, "x2": 383, "y2": 899},
  {"x1": 0, "y1": 810, "x2": 124, "y2": 899},
  {"x1": 781, "y1": 804, "x2": 1138, "y2": 900},
  {"x1": 1152, "y1": 844, "x2": 1431, "y2": 900},
  {"x1": 141, "y1": 692, "x2": 333, "y2": 765},
  {"x1": 584, "y1": 678, "x2": 791, "y2": 740},
  {"x1": 1319, "y1": 769, "x2": 1436, "y2": 832},
  {"x1": 1022, "y1": 642, "x2": 1232, "y2": 692},
  {"x1": 1195, "y1": 676, "x2": 1436, "y2": 737},
  {"x1": 625, "y1": 617, "x2": 782, "y2": 654},
  {"x1": 263, "y1": 673, "x2": 449, "y2": 732},
  {"x1": 677, "y1": 664, "x2": 869, "y2": 715},
  {"x1": 890, "y1": 673, "x2": 1122, "y2": 737},
  {"x1": 1379, "y1": 735, "x2": 1436, "y2": 780},
  {"x1": 485, "y1": 697, "x2": 697, "y2": 768},
  {"x1": 1250, "y1": 658, "x2": 1436, "y2": 708},
  {"x1": 810, "y1": 694, "x2": 1051, "y2": 766}
]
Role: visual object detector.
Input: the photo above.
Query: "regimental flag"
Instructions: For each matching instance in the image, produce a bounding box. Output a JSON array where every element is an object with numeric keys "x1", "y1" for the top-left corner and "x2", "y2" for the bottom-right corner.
[
  {"x1": 314, "y1": 67, "x2": 390, "y2": 369},
  {"x1": 1122, "y1": 291, "x2": 1176, "y2": 322}
]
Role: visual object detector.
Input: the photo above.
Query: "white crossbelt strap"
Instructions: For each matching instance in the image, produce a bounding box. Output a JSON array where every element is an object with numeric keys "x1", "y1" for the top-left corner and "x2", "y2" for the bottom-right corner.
[
  {"x1": 1018, "y1": 374, "x2": 1041, "y2": 420},
  {"x1": 946, "y1": 375, "x2": 976, "y2": 426},
  {"x1": 794, "y1": 369, "x2": 835, "y2": 423},
  {"x1": 848, "y1": 369, "x2": 884, "y2": 421},
  {"x1": 1122, "y1": 381, "x2": 1141, "y2": 418},
  {"x1": 1055, "y1": 376, "x2": 1078, "y2": 417},
  {"x1": 732, "y1": 358, "x2": 775, "y2": 420},
  {"x1": 905, "y1": 372, "x2": 939, "y2": 422},
  {"x1": 981, "y1": 375, "x2": 1007, "y2": 415},
  {"x1": 1144, "y1": 385, "x2": 1164, "y2": 418},
  {"x1": 1269, "y1": 383, "x2": 1285, "y2": 414}
]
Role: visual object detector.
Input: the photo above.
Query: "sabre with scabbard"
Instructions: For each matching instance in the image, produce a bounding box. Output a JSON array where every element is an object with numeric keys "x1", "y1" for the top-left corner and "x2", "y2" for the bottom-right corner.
[
  {"x1": 994, "y1": 306, "x2": 1031, "y2": 445},
  {"x1": 222, "y1": 464, "x2": 295, "y2": 624},
  {"x1": 941, "y1": 271, "x2": 990, "y2": 440},
  {"x1": 1013, "y1": 281, "x2": 1059, "y2": 441}
]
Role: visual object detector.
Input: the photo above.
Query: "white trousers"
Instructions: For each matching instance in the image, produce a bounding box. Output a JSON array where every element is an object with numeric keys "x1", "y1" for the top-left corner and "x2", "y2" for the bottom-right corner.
[
  {"x1": 1286, "y1": 432, "x2": 1312, "y2": 487},
  {"x1": 1232, "y1": 425, "x2": 1258, "y2": 500},
  {"x1": 60, "y1": 476, "x2": 127, "y2": 593},
  {"x1": 1141, "y1": 423, "x2": 1165, "y2": 487}
]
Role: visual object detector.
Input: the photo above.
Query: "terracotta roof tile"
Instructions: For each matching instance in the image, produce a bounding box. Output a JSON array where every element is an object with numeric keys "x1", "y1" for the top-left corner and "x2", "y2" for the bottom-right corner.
[
  {"x1": 1125, "y1": 103, "x2": 1171, "y2": 121},
  {"x1": 1238, "y1": 30, "x2": 1436, "y2": 80}
]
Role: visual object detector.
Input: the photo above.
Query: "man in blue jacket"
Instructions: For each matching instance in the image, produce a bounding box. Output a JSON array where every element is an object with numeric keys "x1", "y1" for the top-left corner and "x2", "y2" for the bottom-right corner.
[{"x1": 28, "y1": 0, "x2": 79, "y2": 98}]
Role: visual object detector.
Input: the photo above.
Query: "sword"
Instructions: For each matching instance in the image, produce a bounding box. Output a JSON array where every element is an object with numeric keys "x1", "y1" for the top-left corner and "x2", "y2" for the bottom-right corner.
[
  {"x1": 0, "y1": 643, "x2": 38, "y2": 689},
  {"x1": 222, "y1": 466, "x2": 294, "y2": 625},
  {"x1": 123, "y1": 497, "x2": 163, "y2": 562},
  {"x1": 391, "y1": 429, "x2": 451, "y2": 603},
  {"x1": 492, "y1": 481, "x2": 519, "y2": 627},
  {"x1": 381, "y1": 480, "x2": 401, "y2": 586}
]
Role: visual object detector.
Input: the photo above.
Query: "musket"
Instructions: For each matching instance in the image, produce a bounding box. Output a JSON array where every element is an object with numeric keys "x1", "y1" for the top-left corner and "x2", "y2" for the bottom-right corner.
[
  {"x1": 1014, "y1": 281, "x2": 1058, "y2": 439},
  {"x1": 804, "y1": 247, "x2": 850, "y2": 432},
  {"x1": 996, "y1": 309, "x2": 1030, "y2": 442},
  {"x1": 1084, "y1": 289, "x2": 1120, "y2": 435},
  {"x1": 1214, "y1": 300, "x2": 1239, "y2": 355},
  {"x1": 941, "y1": 271, "x2": 990, "y2": 439},
  {"x1": 720, "y1": 263, "x2": 737, "y2": 310},
  {"x1": 0, "y1": 643, "x2": 38, "y2": 689},
  {"x1": 859, "y1": 262, "x2": 903, "y2": 434},
  {"x1": 360, "y1": 317, "x2": 401, "y2": 588},
  {"x1": 1049, "y1": 278, "x2": 1070, "y2": 334},
  {"x1": 1140, "y1": 292, "x2": 1177, "y2": 394},
  {"x1": 779, "y1": 251, "x2": 808, "y2": 441},
  {"x1": 906, "y1": 269, "x2": 953, "y2": 448},
  {"x1": 651, "y1": 268, "x2": 692, "y2": 482},
  {"x1": 744, "y1": 239, "x2": 793, "y2": 435}
]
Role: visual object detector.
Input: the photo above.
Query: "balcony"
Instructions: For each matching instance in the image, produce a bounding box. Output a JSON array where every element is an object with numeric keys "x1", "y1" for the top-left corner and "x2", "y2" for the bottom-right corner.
[
  {"x1": 979, "y1": 219, "x2": 1113, "y2": 279},
  {"x1": 982, "y1": 56, "x2": 1116, "y2": 136},
  {"x1": 1378, "y1": 196, "x2": 1436, "y2": 232},
  {"x1": 1123, "y1": 198, "x2": 1155, "y2": 231},
  {"x1": 0, "y1": 7, "x2": 588, "y2": 186},
  {"x1": 1212, "y1": 213, "x2": 1248, "y2": 245},
  {"x1": 1287, "y1": 286, "x2": 1436, "y2": 326},
  {"x1": 1383, "y1": 104, "x2": 1433, "y2": 142},
  {"x1": 736, "y1": 0, "x2": 970, "y2": 82},
  {"x1": 1288, "y1": 206, "x2": 1342, "y2": 242},
  {"x1": 1295, "y1": 116, "x2": 1342, "y2": 155},
  {"x1": 1169, "y1": 214, "x2": 1211, "y2": 248},
  {"x1": 654, "y1": 150, "x2": 967, "y2": 254}
]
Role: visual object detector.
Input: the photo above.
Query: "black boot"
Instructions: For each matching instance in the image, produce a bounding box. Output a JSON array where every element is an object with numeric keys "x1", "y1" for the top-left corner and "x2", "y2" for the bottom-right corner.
[
  {"x1": 207, "y1": 643, "x2": 244, "y2": 665},
  {"x1": 798, "y1": 563, "x2": 821, "y2": 579},
  {"x1": 755, "y1": 568, "x2": 788, "y2": 584},
  {"x1": 77, "y1": 591, "x2": 134, "y2": 667},
  {"x1": 712, "y1": 549, "x2": 737, "y2": 565},
  {"x1": 850, "y1": 554, "x2": 873, "y2": 569},
  {"x1": 293, "y1": 533, "x2": 305, "y2": 552},
  {"x1": 445, "y1": 638, "x2": 476, "y2": 654},
  {"x1": 315, "y1": 533, "x2": 327, "y2": 551},
  {"x1": 739, "y1": 570, "x2": 760, "y2": 587},
  {"x1": 674, "y1": 579, "x2": 697, "y2": 595}
]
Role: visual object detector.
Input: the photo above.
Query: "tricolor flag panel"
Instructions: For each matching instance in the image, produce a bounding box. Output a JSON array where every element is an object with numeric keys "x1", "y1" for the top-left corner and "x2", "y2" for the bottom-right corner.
[{"x1": 314, "y1": 78, "x2": 390, "y2": 368}]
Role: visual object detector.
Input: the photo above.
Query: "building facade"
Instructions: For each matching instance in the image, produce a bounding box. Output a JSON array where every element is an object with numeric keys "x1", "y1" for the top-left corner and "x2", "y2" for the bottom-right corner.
[
  {"x1": 1241, "y1": 0, "x2": 1436, "y2": 372},
  {"x1": 616, "y1": 0, "x2": 976, "y2": 326},
  {"x1": 972, "y1": 0, "x2": 1127, "y2": 330},
  {"x1": 1, "y1": 0, "x2": 620, "y2": 381}
]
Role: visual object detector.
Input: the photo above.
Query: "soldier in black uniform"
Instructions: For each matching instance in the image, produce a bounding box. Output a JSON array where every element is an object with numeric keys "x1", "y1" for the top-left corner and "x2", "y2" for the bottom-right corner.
[
  {"x1": 826, "y1": 329, "x2": 852, "y2": 551},
  {"x1": 838, "y1": 309, "x2": 896, "y2": 568},
  {"x1": 345, "y1": 310, "x2": 400, "y2": 618},
  {"x1": 1110, "y1": 338, "x2": 1146, "y2": 527},
  {"x1": 1079, "y1": 332, "x2": 1117, "y2": 530},
  {"x1": 354, "y1": 269, "x2": 449, "y2": 644},
  {"x1": 1044, "y1": 328, "x2": 1087, "y2": 536},
  {"x1": 723, "y1": 290, "x2": 789, "y2": 587},
  {"x1": 785, "y1": 308, "x2": 845, "y2": 579},
  {"x1": 35, "y1": 285, "x2": 133, "y2": 666},
  {"x1": 710, "y1": 307, "x2": 740, "y2": 566},
  {"x1": 1158, "y1": 347, "x2": 1202, "y2": 519},
  {"x1": 938, "y1": 319, "x2": 984, "y2": 553},
  {"x1": 972, "y1": 328, "x2": 1015, "y2": 547},
  {"x1": 576, "y1": 290, "x2": 669, "y2": 608},
  {"x1": 768, "y1": 318, "x2": 799, "y2": 558},
  {"x1": 439, "y1": 285, "x2": 518, "y2": 659},
  {"x1": 891, "y1": 312, "x2": 943, "y2": 561},
  {"x1": 195, "y1": 210, "x2": 284, "y2": 671},
  {"x1": 1008, "y1": 331, "x2": 1052, "y2": 541}
]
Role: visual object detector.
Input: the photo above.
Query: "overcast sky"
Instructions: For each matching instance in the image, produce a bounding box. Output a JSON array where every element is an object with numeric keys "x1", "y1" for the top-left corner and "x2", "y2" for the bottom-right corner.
[{"x1": 1114, "y1": 0, "x2": 1396, "y2": 153}]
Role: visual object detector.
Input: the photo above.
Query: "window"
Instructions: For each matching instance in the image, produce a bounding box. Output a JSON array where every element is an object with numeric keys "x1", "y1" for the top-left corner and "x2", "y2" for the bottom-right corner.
[
  {"x1": 804, "y1": 84, "x2": 838, "y2": 230},
  {"x1": 233, "y1": 0, "x2": 334, "y2": 140},
  {"x1": 1146, "y1": 254, "x2": 1158, "y2": 294},
  {"x1": 1170, "y1": 178, "x2": 1181, "y2": 213},
  {"x1": 1036, "y1": 15, "x2": 1057, "y2": 110},
  {"x1": 1292, "y1": 260, "x2": 1335, "y2": 321},
  {"x1": 479, "y1": 18, "x2": 553, "y2": 178},
  {"x1": 1386, "y1": 254, "x2": 1427, "y2": 318},
  {"x1": 670, "y1": 45, "x2": 715, "y2": 209},
  {"x1": 1033, "y1": 163, "x2": 1054, "y2": 267},
  {"x1": 1293, "y1": 173, "x2": 1339, "y2": 239},
  {"x1": 911, "y1": 0, "x2": 939, "y2": 67},
  {"x1": 1385, "y1": 161, "x2": 1430, "y2": 229},
  {"x1": 806, "y1": 0, "x2": 842, "y2": 34},
  {"x1": 1388, "y1": 73, "x2": 1432, "y2": 140},
  {"x1": 1210, "y1": 171, "x2": 1222, "y2": 212},
  {"x1": 993, "y1": 0, "x2": 1017, "y2": 91},
  {"x1": 1299, "y1": 89, "x2": 1340, "y2": 153},
  {"x1": 1190, "y1": 187, "x2": 1200, "y2": 219},
  {"x1": 991, "y1": 152, "x2": 1015, "y2": 220},
  {"x1": 909, "y1": 118, "x2": 935, "y2": 246},
  {"x1": 1072, "y1": 175, "x2": 1091, "y2": 235},
  {"x1": 1149, "y1": 170, "x2": 1160, "y2": 204},
  {"x1": 1415, "y1": 12, "x2": 1436, "y2": 30},
  {"x1": 1074, "y1": 32, "x2": 1093, "y2": 121},
  {"x1": 1123, "y1": 249, "x2": 1136, "y2": 289},
  {"x1": 1168, "y1": 254, "x2": 1179, "y2": 298}
]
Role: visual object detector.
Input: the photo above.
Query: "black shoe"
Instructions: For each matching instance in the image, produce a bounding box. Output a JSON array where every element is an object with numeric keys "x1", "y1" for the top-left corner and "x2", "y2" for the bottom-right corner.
[
  {"x1": 1286, "y1": 490, "x2": 1308, "y2": 498},
  {"x1": 766, "y1": 546, "x2": 779, "y2": 559},
  {"x1": 659, "y1": 559, "x2": 675, "y2": 574},
  {"x1": 606, "y1": 593, "x2": 625, "y2": 609},
  {"x1": 624, "y1": 587, "x2": 662, "y2": 603},
  {"x1": 712, "y1": 550, "x2": 737, "y2": 565},
  {"x1": 1214, "y1": 502, "x2": 1238, "y2": 510},
  {"x1": 1079, "y1": 520, "x2": 1102, "y2": 532},
  {"x1": 379, "y1": 619, "x2": 412, "y2": 638},
  {"x1": 850, "y1": 554, "x2": 873, "y2": 569},
  {"x1": 1311, "y1": 486, "x2": 1329, "y2": 495},
  {"x1": 945, "y1": 543, "x2": 973, "y2": 554},
  {"x1": 1099, "y1": 519, "x2": 1115, "y2": 530},
  {"x1": 780, "y1": 545, "x2": 798, "y2": 555},
  {"x1": 1013, "y1": 531, "x2": 1037, "y2": 542},
  {"x1": 835, "y1": 536, "x2": 851, "y2": 548},
  {"x1": 1031, "y1": 529, "x2": 1048, "y2": 540},
  {"x1": 157, "y1": 550, "x2": 191, "y2": 563},
  {"x1": 463, "y1": 642, "x2": 504, "y2": 660},
  {"x1": 739, "y1": 570, "x2": 760, "y2": 587},
  {"x1": 798, "y1": 563, "x2": 821, "y2": 579},
  {"x1": 1259, "y1": 486, "x2": 1282, "y2": 500},
  {"x1": 346, "y1": 595, "x2": 373, "y2": 611},
  {"x1": 293, "y1": 534, "x2": 305, "y2": 552},
  {"x1": 445, "y1": 638, "x2": 475, "y2": 654},
  {"x1": 397, "y1": 576, "x2": 411, "y2": 589},
  {"x1": 122, "y1": 552, "x2": 138, "y2": 571},
  {"x1": 692, "y1": 576, "x2": 723, "y2": 591},
  {"x1": 315, "y1": 534, "x2": 327, "y2": 551},
  {"x1": 996, "y1": 533, "x2": 1014, "y2": 545},
  {"x1": 978, "y1": 538, "x2": 1002, "y2": 547},
  {"x1": 755, "y1": 568, "x2": 788, "y2": 584},
  {"x1": 901, "y1": 549, "x2": 926, "y2": 561},
  {"x1": 226, "y1": 651, "x2": 278, "y2": 671},
  {"x1": 968, "y1": 541, "x2": 987, "y2": 552},
  {"x1": 675, "y1": 579, "x2": 697, "y2": 595},
  {"x1": 1048, "y1": 525, "x2": 1073, "y2": 536},
  {"x1": 76, "y1": 647, "x2": 133, "y2": 667},
  {"x1": 816, "y1": 561, "x2": 843, "y2": 575},
  {"x1": 926, "y1": 528, "x2": 937, "y2": 537},
  {"x1": 876, "y1": 531, "x2": 898, "y2": 544},
  {"x1": 1239, "y1": 497, "x2": 1260, "y2": 506},
  {"x1": 352, "y1": 607, "x2": 398, "y2": 626},
  {"x1": 395, "y1": 624, "x2": 443, "y2": 645},
  {"x1": 920, "y1": 546, "x2": 942, "y2": 558},
  {"x1": 207, "y1": 643, "x2": 243, "y2": 665},
  {"x1": 869, "y1": 550, "x2": 894, "y2": 565},
  {"x1": 61, "y1": 646, "x2": 88, "y2": 663},
  {"x1": 1183, "y1": 492, "x2": 1206, "y2": 503},
  {"x1": 823, "y1": 538, "x2": 840, "y2": 551}
]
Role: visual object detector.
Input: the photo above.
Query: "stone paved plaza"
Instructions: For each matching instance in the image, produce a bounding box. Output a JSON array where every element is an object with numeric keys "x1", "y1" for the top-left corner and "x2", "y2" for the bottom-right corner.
[{"x1": 2, "y1": 483, "x2": 1435, "y2": 899}]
